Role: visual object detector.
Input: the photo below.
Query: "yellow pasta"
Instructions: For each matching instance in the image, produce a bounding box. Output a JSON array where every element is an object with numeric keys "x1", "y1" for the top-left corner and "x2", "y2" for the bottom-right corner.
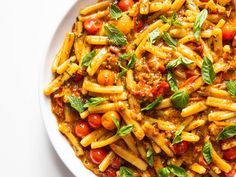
[
  {"x1": 80, "y1": 1, "x2": 110, "y2": 15},
  {"x1": 181, "y1": 101, "x2": 207, "y2": 117}
]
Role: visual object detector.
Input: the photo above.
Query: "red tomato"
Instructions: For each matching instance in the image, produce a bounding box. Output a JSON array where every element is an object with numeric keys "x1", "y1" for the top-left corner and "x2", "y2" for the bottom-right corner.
[
  {"x1": 88, "y1": 114, "x2": 102, "y2": 129},
  {"x1": 89, "y1": 148, "x2": 107, "y2": 164},
  {"x1": 110, "y1": 156, "x2": 121, "y2": 169},
  {"x1": 84, "y1": 19, "x2": 103, "y2": 35},
  {"x1": 225, "y1": 167, "x2": 236, "y2": 177},
  {"x1": 74, "y1": 121, "x2": 91, "y2": 138},
  {"x1": 173, "y1": 141, "x2": 190, "y2": 155},
  {"x1": 152, "y1": 81, "x2": 169, "y2": 97},
  {"x1": 134, "y1": 19, "x2": 144, "y2": 32},
  {"x1": 223, "y1": 146, "x2": 236, "y2": 161},
  {"x1": 105, "y1": 167, "x2": 117, "y2": 177},
  {"x1": 222, "y1": 23, "x2": 236, "y2": 41},
  {"x1": 117, "y1": 0, "x2": 134, "y2": 12}
]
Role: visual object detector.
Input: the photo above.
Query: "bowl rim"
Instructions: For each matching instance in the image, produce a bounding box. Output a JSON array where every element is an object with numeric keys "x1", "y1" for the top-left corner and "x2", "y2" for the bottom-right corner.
[{"x1": 38, "y1": 0, "x2": 96, "y2": 176}]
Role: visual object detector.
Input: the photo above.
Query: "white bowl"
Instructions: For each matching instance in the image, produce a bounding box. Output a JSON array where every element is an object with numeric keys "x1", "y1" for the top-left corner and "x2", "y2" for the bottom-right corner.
[{"x1": 39, "y1": 0, "x2": 97, "y2": 176}]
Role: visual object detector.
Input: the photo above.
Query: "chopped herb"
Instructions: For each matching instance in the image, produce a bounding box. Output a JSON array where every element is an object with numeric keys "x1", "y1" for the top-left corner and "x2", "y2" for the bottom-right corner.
[
  {"x1": 81, "y1": 50, "x2": 96, "y2": 67},
  {"x1": 147, "y1": 149, "x2": 154, "y2": 166},
  {"x1": 148, "y1": 29, "x2": 160, "y2": 44},
  {"x1": 201, "y1": 56, "x2": 215, "y2": 84},
  {"x1": 166, "y1": 57, "x2": 194, "y2": 70},
  {"x1": 217, "y1": 125, "x2": 236, "y2": 141},
  {"x1": 160, "y1": 12, "x2": 182, "y2": 26},
  {"x1": 112, "y1": 116, "x2": 134, "y2": 137},
  {"x1": 83, "y1": 97, "x2": 108, "y2": 108},
  {"x1": 119, "y1": 53, "x2": 131, "y2": 60},
  {"x1": 162, "y1": 32, "x2": 177, "y2": 48},
  {"x1": 118, "y1": 53, "x2": 136, "y2": 77},
  {"x1": 203, "y1": 141, "x2": 213, "y2": 164},
  {"x1": 141, "y1": 96, "x2": 163, "y2": 111},
  {"x1": 158, "y1": 167, "x2": 170, "y2": 177},
  {"x1": 120, "y1": 166, "x2": 133, "y2": 177},
  {"x1": 110, "y1": 5, "x2": 122, "y2": 20},
  {"x1": 171, "y1": 89, "x2": 189, "y2": 109},
  {"x1": 158, "y1": 165, "x2": 187, "y2": 177},
  {"x1": 167, "y1": 71, "x2": 178, "y2": 92},
  {"x1": 226, "y1": 80, "x2": 236, "y2": 97},
  {"x1": 172, "y1": 124, "x2": 185, "y2": 144},
  {"x1": 67, "y1": 95, "x2": 84, "y2": 113},
  {"x1": 104, "y1": 24, "x2": 127, "y2": 46},
  {"x1": 193, "y1": 9, "x2": 208, "y2": 41}
]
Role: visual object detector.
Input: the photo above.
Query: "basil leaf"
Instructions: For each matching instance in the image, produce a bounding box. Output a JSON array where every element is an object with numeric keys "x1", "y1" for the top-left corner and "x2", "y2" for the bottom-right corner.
[
  {"x1": 162, "y1": 32, "x2": 177, "y2": 48},
  {"x1": 110, "y1": 5, "x2": 122, "y2": 20},
  {"x1": 171, "y1": 12, "x2": 183, "y2": 26},
  {"x1": 111, "y1": 115, "x2": 120, "y2": 130},
  {"x1": 181, "y1": 57, "x2": 194, "y2": 66},
  {"x1": 166, "y1": 57, "x2": 193, "y2": 69},
  {"x1": 167, "y1": 71, "x2": 178, "y2": 92},
  {"x1": 118, "y1": 124, "x2": 134, "y2": 137},
  {"x1": 203, "y1": 141, "x2": 213, "y2": 164},
  {"x1": 119, "y1": 53, "x2": 131, "y2": 60},
  {"x1": 172, "y1": 124, "x2": 185, "y2": 144},
  {"x1": 171, "y1": 89, "x2": 189, "y2": 109},
  {"x1": 217, "y1": 125, "x2": 236, "y2": 141},
  {"x1": 168, "y1": 165, "x2": 187, "y2": 177},
  {"x1": 141, "y1": 96, "x2": 163, "y2": 111},
  {"x1": 127, "y1": 53, "x2": 137, "y2": 69},
  {"x1": 193, "y1": 9, "x2": 208, "y2": 41},
  {"x1": 148, "y1": 29, "x2": 160, "y2": 44},
  {"x1": 120, "y1": 166, "x2": 133, "y2": 177},
  {"x1": 67, "y1": 95, "x2": 84, "y2": 113},
  {"x1": 158, "y1": 167, "x2": 170, "y2": 177},
  {"x1": 104, "y1": 24, "x2": 127, "y2": 46},
  {"x1": 117, "y1": 62, "x2": 128, "y2": 78},
  {"x1": 83, "y1": 97, "x2": 108, "y2": 108},
  {"x1": 226, "y1": 80, "x2": 236, "y2": 97},
  {"x1": 201, "y1": 56, "x2": 215, "y2": 84},
  {"x1": 146, "y1": 149, "x2": 154, "y2": 166},
  {"x1": 81, "y1": 51, "x2": 96, "y2": 67}
]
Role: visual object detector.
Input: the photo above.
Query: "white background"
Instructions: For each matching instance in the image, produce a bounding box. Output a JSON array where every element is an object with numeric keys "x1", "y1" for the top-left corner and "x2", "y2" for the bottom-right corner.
[{"x1": 0, "y1": 0, "x2": 76, "y2": 176}]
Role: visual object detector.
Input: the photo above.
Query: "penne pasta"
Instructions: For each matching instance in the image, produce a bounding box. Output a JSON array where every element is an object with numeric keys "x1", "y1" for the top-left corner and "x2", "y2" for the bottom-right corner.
[{"x1": 80, "y1": 1, "x2": 110, "y2": 15}]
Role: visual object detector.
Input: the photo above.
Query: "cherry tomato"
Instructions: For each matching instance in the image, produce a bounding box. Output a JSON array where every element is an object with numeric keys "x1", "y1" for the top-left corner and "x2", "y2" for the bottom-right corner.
[
  {"x1": 111, "y1": 156, "x2": 121, "y2": 169},
  {"x1": 222, "y1": 23, "x2": 236, "y2": 41},
  {"x1": 89, "y1": 148, "x2": 107, "y2": 164},
  {"x1": 84, "y1": 18, "x2": 103, "y2": 35},
  {"x1": 223, "y1": 146, "x2": 236, "y2": 161},
  {"x1": 88, "y1": 114, "x2": 102, "y2": 129},
  {"x1": 101, "y1": 111, "x2": 121, "y2": 130},
  {"x1": 105, "y1": 167, "x2": 117, "y2": 177},
  {"x1": 173, "y1": 141, "x2": 190, "y2": 155},
  {"x1": 225, "y1": 166, "x2": 236, "y2": 177},
  {"x1": 117, "y1": 0, "x2": 134, "y2": 12},
  {"x1": 134, "y1": 18, "x2": 144, "y2": 32},
  {"x1": 74, "y1": 121, "x2": 91, "y2": 138},
  {"x1": 152, "y1": 81, "x2": 170, "y2": 97},
  {"x1": 97, "y1": 70, "x2": 115, "y2": 86}
]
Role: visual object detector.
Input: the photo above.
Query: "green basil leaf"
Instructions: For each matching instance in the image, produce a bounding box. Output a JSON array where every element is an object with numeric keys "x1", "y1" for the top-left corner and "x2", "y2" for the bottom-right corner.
[
  {"x1": 166, "y1": 57, "x2": 193, "y2": 69},
  {"x1": 110, "y1": 5, "x2": 122, "y2": 20},
  {"x1": 67, "y1": 95, "x2": 84, "y2": 113},
  {"x1": 158, "y1": 167, "x2": 170, "y2": 177},
  {"x1": 117, "y1": 62, "x2": 128, "y2": 78},
  {"x1": 111, "y1": 115, "x2": 121, "y2": 130},
  {"x1": 162, "y1": 32, "x2": 177, "y2": 48},
  {"x1": 172, "y1": 124, "x2": 185, "y2": 144},
  {"x1": 193, "y1": 9, "x2": 208, "y2": 41},
  {"x1": 160, "y1": 15, "x2": 169, "y2": 23},
  {"x1": 171, "y1": 12, "x2": 183, "y2": 26},
  {"x1": 104, "y1": 24, "x2": 127, "y2": 46},
  {"x1": 201, "y1": 56, "x2": 215, "y2": 84},
  {"x1": 167, "y1": 71, "x2": 178, "y2": 92},
  {"x1": 217, "y1": 125, "x2": 236, "y2": 141},
  {"x1": 83, "y1": 97, "x2": 108, "y2": 108},
  {"x1": 119, "y1": 53, "x2": 131, "y2": 60},
  {"x1": 148, "y1": 29, "x2": 160, "y2": 44},
  {"x1": 181, "y1": 57, "x2": 194, "y2": 66},
  {"x1": 118, "y1": 124, "x2": 134, "y2": 137},
  {"x1": 146, "y1": 149, "x2": 154, "y2": 166},
  {"x1": 127, "y1": 53, "x2": 137, "y2": 69},
  {"x1": 171, "y1": 89, "x2": 189, "y2": 109},
  {"x1": 141, "y1": 96, "x2": 163, "y2": 111},
  {"x1": 226, "y1": 80, "x2": 236, "y2": 97},
  {"x1": 120, "y1": 166, "x2": 133, "y2": 177},
  {"x1": 81, "y1": 50, "x2": 96, "y2": 67},
  {"x1": 203, "y1": 141, "x2": 213, "y2": 164},
  {"x1": 168, "y1": 165, "x2": 187, "y2": 177}
]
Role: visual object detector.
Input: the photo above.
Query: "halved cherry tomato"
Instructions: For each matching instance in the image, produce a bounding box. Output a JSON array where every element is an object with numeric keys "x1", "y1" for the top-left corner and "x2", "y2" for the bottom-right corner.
[
  {"x1": 117, "y1": 0, "x2": 134, "y2": 12},
  {"x1": 223, "y1": 146, "x2": 236, "y2": 161},
  {"x1": 110, "y1": 156, "x2": 121, "y2": 169},
  {"x1": 90, "y1": 148, "x2": 107, "y2": 164},
  {"x1": 84, "y1": 18, "x2": 103, "y2": 35},
  {"x1": 88, "y1": 114, "x2": 102, "y2": 129},
  {"x1": 101, "y1": 111, "x2": 121, "y2": 130},
  {"x1": 74, "y1": 121, "x2": 91, "y2": 138},
  {"x1": 173, "y1": 141, "x2": 190, "y2": 155},
  {"x1": 152, "y1": 81, "x2": 169, "y2": 97},
  {"x1": 105, "y1": 167, "x2": 117, "y2": 177},
  {"x1": 222, "y1": 22, "x2": 236, "y2": 41},
  {"x1": 97, "y1": 70, "x2": 115, "y2": 86}
]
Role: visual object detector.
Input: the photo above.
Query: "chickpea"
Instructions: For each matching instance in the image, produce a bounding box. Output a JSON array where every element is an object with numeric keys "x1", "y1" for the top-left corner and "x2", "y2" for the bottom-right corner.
[
  {"x1": 97, "y1": 70, "x2": 115, "y2": 86},
  {"x1": 101, "y1": 111, "x2": 121, "y2": 130}
]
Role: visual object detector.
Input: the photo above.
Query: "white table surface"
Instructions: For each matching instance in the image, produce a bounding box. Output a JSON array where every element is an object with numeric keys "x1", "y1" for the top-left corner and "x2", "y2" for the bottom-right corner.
[{"x1": 0, "y1": 0, "x2": 76, "y2": 176}]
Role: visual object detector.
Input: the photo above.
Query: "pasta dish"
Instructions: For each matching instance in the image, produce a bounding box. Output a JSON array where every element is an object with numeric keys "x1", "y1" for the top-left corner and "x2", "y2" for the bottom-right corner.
[{"x1": 44, "y1": 0, "x2": 236, "y2": 176}]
